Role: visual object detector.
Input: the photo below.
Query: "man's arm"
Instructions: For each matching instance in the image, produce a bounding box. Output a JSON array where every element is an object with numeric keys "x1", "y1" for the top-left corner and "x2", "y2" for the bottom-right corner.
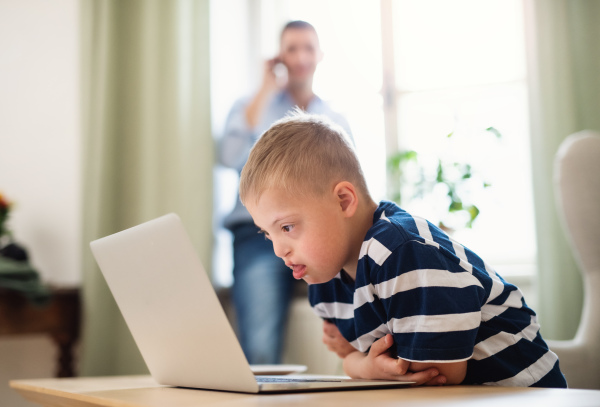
[
  {"x1": 219, "y1": 58, "x2": 282, "y2": 170},
  {"x1": 218, "y1": 99, "x2": 256, "y2": 171},
  {"x1": 244, "y1": 58, "x2": 282, "y2": 128}
]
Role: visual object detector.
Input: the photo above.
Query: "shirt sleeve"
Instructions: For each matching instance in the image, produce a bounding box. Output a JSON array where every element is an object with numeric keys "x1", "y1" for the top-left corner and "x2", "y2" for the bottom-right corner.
[
  {"x1": 217, "y1": 98, "x2": 259, "y2": 171},
  {"x1": 372, "y1": 240, "x2": 485, "y2": 362}
]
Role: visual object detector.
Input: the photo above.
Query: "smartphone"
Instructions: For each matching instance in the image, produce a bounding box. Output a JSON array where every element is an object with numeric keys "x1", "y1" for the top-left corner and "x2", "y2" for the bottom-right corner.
[{"x1": 272, "y1": 57, "x2": 288, "y2": 83}]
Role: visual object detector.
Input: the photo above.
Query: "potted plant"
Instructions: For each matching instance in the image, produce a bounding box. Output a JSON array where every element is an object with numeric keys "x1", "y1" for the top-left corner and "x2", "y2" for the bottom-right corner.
[
  {"x1": 387, "y1": 127, "x2": 501, "y2": 233},
  {"x1": 0, "y1": 192, "x2": 28, "y2": 261},
  {"x1": 0, "y1": 192, "x2": 12, "y2": 245}
]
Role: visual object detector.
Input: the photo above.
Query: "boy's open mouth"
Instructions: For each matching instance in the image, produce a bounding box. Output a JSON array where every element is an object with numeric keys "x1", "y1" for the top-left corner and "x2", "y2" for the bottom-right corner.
[{"x1": 291, "y1": 264, "x2": 307, "y2": 280}]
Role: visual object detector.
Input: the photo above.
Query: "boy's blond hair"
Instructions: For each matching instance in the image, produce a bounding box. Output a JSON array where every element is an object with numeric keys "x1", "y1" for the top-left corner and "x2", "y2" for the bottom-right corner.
[{"x1": 239, "y1": 111, "x2": 371, "y2": 205}]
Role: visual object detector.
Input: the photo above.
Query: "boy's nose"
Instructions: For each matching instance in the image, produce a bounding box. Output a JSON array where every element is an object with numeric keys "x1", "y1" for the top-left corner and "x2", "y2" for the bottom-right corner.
[{"x1": 272, "y1": 239, "x2": 290, "y2": 259}]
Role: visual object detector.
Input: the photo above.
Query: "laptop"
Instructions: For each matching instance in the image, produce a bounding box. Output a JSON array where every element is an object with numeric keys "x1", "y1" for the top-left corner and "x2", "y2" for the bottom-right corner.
[{"x1": 90, "y1": 213, "x2": 413, "y2": 393}]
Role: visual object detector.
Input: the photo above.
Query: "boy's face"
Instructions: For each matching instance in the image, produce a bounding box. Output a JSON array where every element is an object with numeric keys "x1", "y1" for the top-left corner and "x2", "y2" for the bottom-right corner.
[{"x1": 246, "y1": 187, "x2": 353, "y2": 285}]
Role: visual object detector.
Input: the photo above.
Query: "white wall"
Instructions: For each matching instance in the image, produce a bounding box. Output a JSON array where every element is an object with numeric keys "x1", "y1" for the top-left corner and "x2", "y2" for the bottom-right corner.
[
  {"x1": 0, "y1": 0, "x2": 81, "y2": 286},
  {"x1": 0, "y1": 0, "x2": 80, "y2": 405}
]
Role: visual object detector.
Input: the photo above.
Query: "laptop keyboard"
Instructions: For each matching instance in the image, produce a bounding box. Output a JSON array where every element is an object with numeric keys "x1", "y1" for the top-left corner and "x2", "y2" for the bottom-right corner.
[{"x1": 257, "y1": 377, "x2": 343, "y2": 383}]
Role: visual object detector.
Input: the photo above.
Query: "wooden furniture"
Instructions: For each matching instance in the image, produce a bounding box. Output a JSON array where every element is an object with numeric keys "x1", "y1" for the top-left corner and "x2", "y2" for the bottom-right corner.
[
  {"x1": 0, "y1": 287, "x2": 81, "y2": 377},
  {"x1": 10, "y1": 375, "x2": 600, "y2": 407}
]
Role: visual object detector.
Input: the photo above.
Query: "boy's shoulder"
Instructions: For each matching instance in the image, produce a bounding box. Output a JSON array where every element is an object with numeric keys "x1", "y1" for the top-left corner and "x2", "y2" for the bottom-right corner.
[
  {"x1": 365, "y1": 201, "x2": 426, "y2": 251},
  {"x1": 360, "y1": 201, "x2": 451, "y2": 281}
]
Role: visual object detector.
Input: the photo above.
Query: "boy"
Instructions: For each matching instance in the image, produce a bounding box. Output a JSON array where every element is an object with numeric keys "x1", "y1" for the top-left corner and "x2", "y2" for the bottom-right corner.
[{"x1": 239, "y1": 112, "x2": 567, "y2": 387}]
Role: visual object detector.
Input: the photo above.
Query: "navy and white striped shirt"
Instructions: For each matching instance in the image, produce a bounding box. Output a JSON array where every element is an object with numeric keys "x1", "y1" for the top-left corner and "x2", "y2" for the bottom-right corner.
[{"x1": 309, "y1": 201, "x2": 567, "y2": 387}]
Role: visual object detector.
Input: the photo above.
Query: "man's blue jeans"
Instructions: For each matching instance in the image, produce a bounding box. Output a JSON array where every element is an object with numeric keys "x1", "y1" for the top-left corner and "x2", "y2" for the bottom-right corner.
[{"x1": 231, "y1": 223, "x2": 295, "y2": 364}]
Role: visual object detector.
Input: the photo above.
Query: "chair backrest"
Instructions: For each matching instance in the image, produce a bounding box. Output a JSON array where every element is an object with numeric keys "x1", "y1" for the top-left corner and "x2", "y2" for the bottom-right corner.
[
  {"x1": 552, "y1": 130, "x2": 600, "y2": 389},
  {"x1": 555, "y1": 131, "x2": 600, "y2": 279}
]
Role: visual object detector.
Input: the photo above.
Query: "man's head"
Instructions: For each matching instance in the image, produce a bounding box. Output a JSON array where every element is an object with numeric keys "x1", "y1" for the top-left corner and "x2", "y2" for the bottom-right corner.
[
  {"x1": 279, "y1": 21, "x2": 323, "y2": 88},
  {"x1": 239, "y1": 112, "x2": 372, "y2": 284}
]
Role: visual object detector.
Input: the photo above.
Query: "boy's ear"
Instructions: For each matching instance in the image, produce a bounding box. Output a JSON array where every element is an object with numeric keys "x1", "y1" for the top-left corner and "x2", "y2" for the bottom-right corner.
[{"x1": 334, "y1": 181, "x2": 358, "y2": 217}]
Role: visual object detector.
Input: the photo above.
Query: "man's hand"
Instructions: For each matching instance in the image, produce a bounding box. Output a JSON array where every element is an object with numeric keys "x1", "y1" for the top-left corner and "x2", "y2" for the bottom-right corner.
[
  {"x1": 343, "y1": 334, "x2": 447, "y2": 386},
  {"x1": 322, "y1": 320, "x2": 356, "y2": 358},
  {"x1": 261, "y1": 57, "x2": 287, "y2": 93},
  {"x1": 245, "y1": 57, "x2": 288, "y2": 128}
]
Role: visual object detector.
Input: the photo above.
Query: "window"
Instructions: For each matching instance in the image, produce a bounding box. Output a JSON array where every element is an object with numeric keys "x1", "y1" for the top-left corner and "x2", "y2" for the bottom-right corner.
[
  {"x1": 383, "y1": 0, "x2": 536, "y2": 283},
  {"x1": 285, "y1": 0, "x2": 387, "y2": 200},
  {"x1": 286, "y1": 0, "x2": 536, "y2": 281},
  {"x1": 211, "y1": 0, "x2": 536, "y2": 301}
]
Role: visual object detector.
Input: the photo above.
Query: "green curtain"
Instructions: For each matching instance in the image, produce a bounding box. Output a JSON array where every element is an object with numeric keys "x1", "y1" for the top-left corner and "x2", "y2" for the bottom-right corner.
[
  {"x1": 525, "y1": 0, "x2": 600, "y2": 340},
  {"x1": 80, "y1": 0, "x2": 213, "y2": 375}
]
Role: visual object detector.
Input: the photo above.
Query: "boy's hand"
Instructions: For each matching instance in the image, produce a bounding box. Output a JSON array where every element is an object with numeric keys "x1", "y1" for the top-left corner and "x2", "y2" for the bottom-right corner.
[
  {"x1": 322, "y1": 321, "x2": 356, "y2": 358},
  {"x1": 343, "y1": 334, "x2": 447, "y2": 386}
]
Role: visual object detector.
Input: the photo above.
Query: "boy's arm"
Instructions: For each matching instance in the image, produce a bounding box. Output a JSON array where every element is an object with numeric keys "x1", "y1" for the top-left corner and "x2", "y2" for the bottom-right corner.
[
  {"x1": 323, "y1": 321, "x2": 450, "y2": 385},
  {"x1": 322, "y1": 320, "x2": 356, "y2": 358},
  {"x1": 342, "y1": 334, "x2": 448, "y2": 385},
  {"x1": 408, "y1": 360, "x2": 467, "y2": 385}
]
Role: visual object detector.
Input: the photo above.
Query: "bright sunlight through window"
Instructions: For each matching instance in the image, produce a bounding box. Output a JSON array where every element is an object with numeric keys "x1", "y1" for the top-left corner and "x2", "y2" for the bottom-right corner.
[{"x1": 211, "y1": 0, "x2": 536, "y2": 293}]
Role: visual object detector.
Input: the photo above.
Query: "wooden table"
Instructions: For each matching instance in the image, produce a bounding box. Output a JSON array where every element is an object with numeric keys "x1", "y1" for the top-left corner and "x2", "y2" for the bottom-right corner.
[
  {"x1": 10, "y1": 375, "x2": 600, "y2": 407},
  {"x1": 0, "y1": 288, "x2": 81, "y2": 377}
]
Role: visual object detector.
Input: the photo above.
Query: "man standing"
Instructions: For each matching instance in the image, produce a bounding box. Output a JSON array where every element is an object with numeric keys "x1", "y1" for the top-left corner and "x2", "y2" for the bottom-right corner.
[{"x1": 218, "y1": 20, "x2": 352, "y2": 364}]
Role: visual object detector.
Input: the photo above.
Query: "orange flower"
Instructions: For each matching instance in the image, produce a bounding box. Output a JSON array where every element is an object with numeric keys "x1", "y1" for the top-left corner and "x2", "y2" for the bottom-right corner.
[
  {"x1": 0, "y1": 192, "x2": 12, "y2": 239},
  {"x1": 0, "y1": 192, "x2": 11, "y2": 211}
]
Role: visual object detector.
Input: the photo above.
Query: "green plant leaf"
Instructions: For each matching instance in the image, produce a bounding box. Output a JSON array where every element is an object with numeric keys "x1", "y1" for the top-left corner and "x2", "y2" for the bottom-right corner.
[
  {"x1": 387, "y1": 155, "x2": 400, "y2": 170},
  {"x1": 387, "y1": 150, "x2": 418, "y2": 170},
  {"x1": 436, "y1": 160, "x2": 444, "y2": 183},
  {"x1": 486, "y1": 127, "x2": 502, "y2": 139},
  {"x1": 449, "y1": 200, "x2": 463, "y2": 212},
  {"x1": 466, "y1": 205, "x2": 480, "y2": 228},
  {"x1": 404, "y1": 150, "x2": 418, "y2": 160}
]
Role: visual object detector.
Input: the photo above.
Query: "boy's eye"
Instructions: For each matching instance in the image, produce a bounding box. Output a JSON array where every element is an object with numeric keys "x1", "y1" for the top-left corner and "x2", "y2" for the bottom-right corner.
[{"x1": 281, "y1": 225, "x2": 294, "y2": 233}]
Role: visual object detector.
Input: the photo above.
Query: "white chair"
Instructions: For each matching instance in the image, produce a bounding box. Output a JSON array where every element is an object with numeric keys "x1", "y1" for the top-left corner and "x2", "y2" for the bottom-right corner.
[{"x1": 547, "y1": 130, "x2": 600, "y2": 389}]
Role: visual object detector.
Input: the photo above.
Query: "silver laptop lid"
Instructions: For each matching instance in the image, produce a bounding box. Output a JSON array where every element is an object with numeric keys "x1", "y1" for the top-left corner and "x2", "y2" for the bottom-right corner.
[{"x1": 90, "y1": 213, "x2": 259, "y2": 393}]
